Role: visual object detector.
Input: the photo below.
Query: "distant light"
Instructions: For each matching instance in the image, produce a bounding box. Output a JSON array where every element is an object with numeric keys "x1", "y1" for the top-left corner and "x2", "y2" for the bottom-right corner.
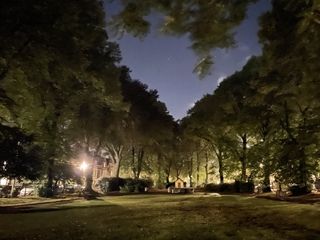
[
  {"x1": 0, "y1": 178, "x2": 8, "y2": 185},
  {"x1": 80, "y1": 162, "x2": 88, "y2": 171},
  {"x1": 2, "y1": 161, "x2": 6, "y2": 170}
]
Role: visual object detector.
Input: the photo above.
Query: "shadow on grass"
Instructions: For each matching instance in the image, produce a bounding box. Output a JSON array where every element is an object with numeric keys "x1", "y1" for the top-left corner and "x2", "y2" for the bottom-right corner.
[{"x1": 0, "y1": 199, "x2": 117, "y2": 214}]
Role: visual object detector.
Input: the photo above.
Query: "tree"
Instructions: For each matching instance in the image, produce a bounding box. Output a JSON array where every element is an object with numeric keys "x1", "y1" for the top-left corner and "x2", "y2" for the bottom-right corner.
[
  {"x1": 108, "y1": 0, "x2": 256, "y2": 77},
  {"x1": 257, "y1": 0, "x2": 320, "y2": 188},
  {"x1": 52, "y1": 162, "x2": 81, "y2": 191},
  {"x1": 120, "y1": 70, "x2": 174, "y2": 179},
  {"x1": 0, "y1": 0, "x2": 124, "y2": 196},
  {"x1": 0, "y1": 124, "x2": 44, "y2": 196},
  {"x1": 185, "y1": 91, "x2": 237, "y2": 184}
]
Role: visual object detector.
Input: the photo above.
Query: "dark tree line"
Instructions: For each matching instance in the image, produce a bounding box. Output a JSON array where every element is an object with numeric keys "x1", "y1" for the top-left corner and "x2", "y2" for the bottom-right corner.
[
  {"x1": 1, "y1": 0, "x2": 319, "y2": 196},
  {"x1": 183, "y1": 0, "x2": 320, "y2": 193}
]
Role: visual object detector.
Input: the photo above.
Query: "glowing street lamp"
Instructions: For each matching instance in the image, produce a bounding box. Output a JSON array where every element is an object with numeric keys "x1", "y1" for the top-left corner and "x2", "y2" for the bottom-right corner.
[
  {"x1": 80, "y1": 162, "x2": 88, "y2": 172},
  {"x1": 79, "y1": 161, "x2": 88, "y2": 189}
]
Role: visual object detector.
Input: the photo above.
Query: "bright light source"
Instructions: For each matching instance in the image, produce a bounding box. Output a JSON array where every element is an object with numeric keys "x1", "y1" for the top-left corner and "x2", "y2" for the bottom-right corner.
[
  {"x1": 0, "y1": 178, "x2": 8, "y2": 185},
  {"x1": 80, "y1": 162, "x2": 88, "y2": 171}
]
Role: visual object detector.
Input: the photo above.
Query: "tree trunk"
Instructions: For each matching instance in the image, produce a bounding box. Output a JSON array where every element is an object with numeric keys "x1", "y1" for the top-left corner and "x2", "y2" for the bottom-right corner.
[
  {"x1": 109, "y1": 145, "x2": 123, "y2": 178},
  {"x1": 136, "y1": 148, "x2": 144, "y2": 179},
  {"x1": 113, "y1": 154, "x2": 120, "y2": 178},
  {"x1": 62, "y1": 180, "x2": 66, "y2": 193},
  {"x1": 166, "y1": 176, "x2": 170, "y2": 185},
  {"x1": 157, "y1": 153, "x2": 162, "y2": 188},
  {"x1": 240, "y1": 134, "x2": 247, "y2": 182},
  {"x1": 84, "y1": 142, "x2": 101, "y2": 199},
  {"x1": 54, "y1": 179, "x2": 59, "y2": 189},
  {"x1": 204, "y1": 151, "x2": 209, "y2": 185},
  {"x1": 263, "y1": 160, "x2": 271, "y2": 192},
  {"x1": 188, "y1": 157, "x2": 193, "y2": 187},
  {"x1": 196, "y1": 152, "x2": 200, "y2": 186},
  {"x1": 164, "y1": 158, "x2": 172, "y2": 185},
  {"x1": 84, "y1": 145, "x2": 94, "y2": 194},
  {"x1": 46, "y1": 158, "x2": 54, "y2": 196},
  {"x1": 298, "y1": 151, "x2": 307, "y2": 186},
  {"x1": 214, "y1": 147, "x2": 224, "y2": 184},
  {"x1": 10, "y1": 178, "x2": 16, "y2": 197},
  {"x1": 84, "y1": 157, "x2": 94, "y2": 193},
  {"x1": 211, "y1": 143, "x2": 224, "y2": 184},
  {"x1": 218, "y1": 153, "x2": 224, "y2": 184}
]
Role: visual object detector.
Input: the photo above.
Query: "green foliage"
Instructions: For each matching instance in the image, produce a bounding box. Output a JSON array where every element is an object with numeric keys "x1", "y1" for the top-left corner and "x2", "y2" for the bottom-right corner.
[
  {"x1": 183, "y1": 1, "x2": 320, "y2": 191},
  {"x1": 119, "y1": 68, "x2": 175, "y2": 179},
  {"x1": 99, "y1": 177, "x2": 153, "y2": 193},
  {"x1": 38, "y1": 186, "x2": 54, "y2": 198},
  {"x1": 204, "y1": 181, "x2": 254, "y2": 193},
  {"x1": 108, "y1": 0, "x2": 257, "y2": 77},
  {"x1": 99, "y1": 177, "x2": 126, "y2": 193},
  {"x1": 0, "y1": 124, "x2": 44, "y2": 180},
  {"x1": 289, "y1": 185, "x2": 312, "y2": 196},
  {"x1": 234, "y1": 180, "x2": 255, "y2": 193},
  {"x1": 120, "y1": 178, "x2": 153, "y2": 193},
  {"x1": 205, "y1": 183, "x2": 234, "y2": 193},
  {"x1": 0, "y1": 0, "x2": 124, "y2": 195}
]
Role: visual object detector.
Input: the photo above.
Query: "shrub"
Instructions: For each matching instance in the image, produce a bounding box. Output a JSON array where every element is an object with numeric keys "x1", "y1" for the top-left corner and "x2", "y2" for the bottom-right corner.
[
  {"x1": 38, "y1": 186, "x2": 54, "y2": 197},
  {"x1": 235, "y1": 181, "x2": 255, "y2": 193},
  {"x1": 120, "y1": 178, "x2": 153, "y2": 193},
  {"x1": 204, "y1": 183, "x2": 220, "y2": 192},
  {"x1": 204, "y1": 183, "x2": 235, "y2": 193},
  {"x1": 204, "y1": 181, "x2": 254, "y2": 193},
  {"x1": 220, "y1": 183, "x2": 236, "y2": 193},
  {"x1": 99, "y1": 178, "x2": 125, "y2": 193},
  {"x1": 122, "y1": 178, "x2": 136, "y2": 193},
  {"x1": 289, "y1": 184, "x2": 311, "y2": 196},
  {"x1": 262, "y1": 186, "x2": 271, "y2": 193},
  {"x1": 0, "y1": 185, "x2": 12, "y2": 197}
]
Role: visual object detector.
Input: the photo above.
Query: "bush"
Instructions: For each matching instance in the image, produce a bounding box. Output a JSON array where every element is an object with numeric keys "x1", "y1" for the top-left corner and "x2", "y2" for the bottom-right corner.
[
  {"x1": 99, "y1": 178, "x2": 153, "y2": 193},
  {"x1": 204, "y1": 181, "x2": 254, "y2": 194},
  {"x1": 0, "y1": 186, "x2": 23, "y2": 198},
  {"x1": 235, "y1": 181, "x2": 255, "y2": 193},
  {"x1": 289, "y1": 184, "x2": 311, "y2": 196},
  {"x1": 99, "y1": 178, "x2": 125, "y2": 193},
  {"x1": 38, "y1": 186, "x2": 54, "y2": 197},
  {"x1": 262, "y1": 186, "x2": 272, "y2": 193},
  {"x1": 220, "y1": 183, "x2": 236, "y2": 193},
  {"x1": 204, "y1": 183, "x2": 220, "y2": 192},
  {"x1": 120, "y1": 178, "x2": 153, "y2": 193},
  {"x1": 204, "y1": 183, "x2": 235, "y2": 193}
]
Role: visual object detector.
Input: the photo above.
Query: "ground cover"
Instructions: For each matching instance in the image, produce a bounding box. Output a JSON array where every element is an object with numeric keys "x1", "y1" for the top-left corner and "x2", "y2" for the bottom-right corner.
[{"x1": 0, "y1": 194, "x2": 319, "y2": 240}]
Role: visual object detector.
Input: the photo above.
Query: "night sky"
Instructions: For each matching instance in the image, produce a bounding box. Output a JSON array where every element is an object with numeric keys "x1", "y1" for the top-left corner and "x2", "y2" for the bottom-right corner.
[{"x1": 105, "y1": 0, "x2": 271, "y2": 120}]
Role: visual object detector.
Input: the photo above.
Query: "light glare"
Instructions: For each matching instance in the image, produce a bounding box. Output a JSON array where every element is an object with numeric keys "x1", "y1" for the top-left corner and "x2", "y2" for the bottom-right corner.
[{"x1": 80, "y1": 162, "x2": 88, "y2": 171}]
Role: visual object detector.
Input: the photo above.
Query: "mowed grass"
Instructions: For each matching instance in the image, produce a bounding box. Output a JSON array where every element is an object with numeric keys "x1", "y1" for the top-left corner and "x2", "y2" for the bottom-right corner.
[{"x1": 0, "y1": 194, "x2": 320, "y2": 240}]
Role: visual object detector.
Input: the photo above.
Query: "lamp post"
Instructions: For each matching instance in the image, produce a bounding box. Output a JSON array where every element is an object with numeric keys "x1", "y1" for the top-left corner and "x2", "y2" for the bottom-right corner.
[{"x1": 79, "y1": 161, "x2": 88, "y2": 188}]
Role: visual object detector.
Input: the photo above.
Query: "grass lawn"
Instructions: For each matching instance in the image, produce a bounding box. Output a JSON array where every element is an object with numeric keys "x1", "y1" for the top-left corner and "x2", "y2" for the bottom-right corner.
[
  {"x1": 0, "y1": 197, "x2": 47, "y2": 205},
  {"x1": 0, "y1": 194, "x2": 319, "y2": 240}
]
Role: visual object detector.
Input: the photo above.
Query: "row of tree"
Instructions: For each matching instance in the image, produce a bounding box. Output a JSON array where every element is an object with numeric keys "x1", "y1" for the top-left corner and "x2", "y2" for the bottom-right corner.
[
  {"x1": 0, "y1": 0, "x2": 178, "y2": 196},
  {"x1": 182, "y1": 0, "x2": 320, "y2": 192},
  {"x1": 1, "y1": 0, "x2": 319, "y2": 196}
]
